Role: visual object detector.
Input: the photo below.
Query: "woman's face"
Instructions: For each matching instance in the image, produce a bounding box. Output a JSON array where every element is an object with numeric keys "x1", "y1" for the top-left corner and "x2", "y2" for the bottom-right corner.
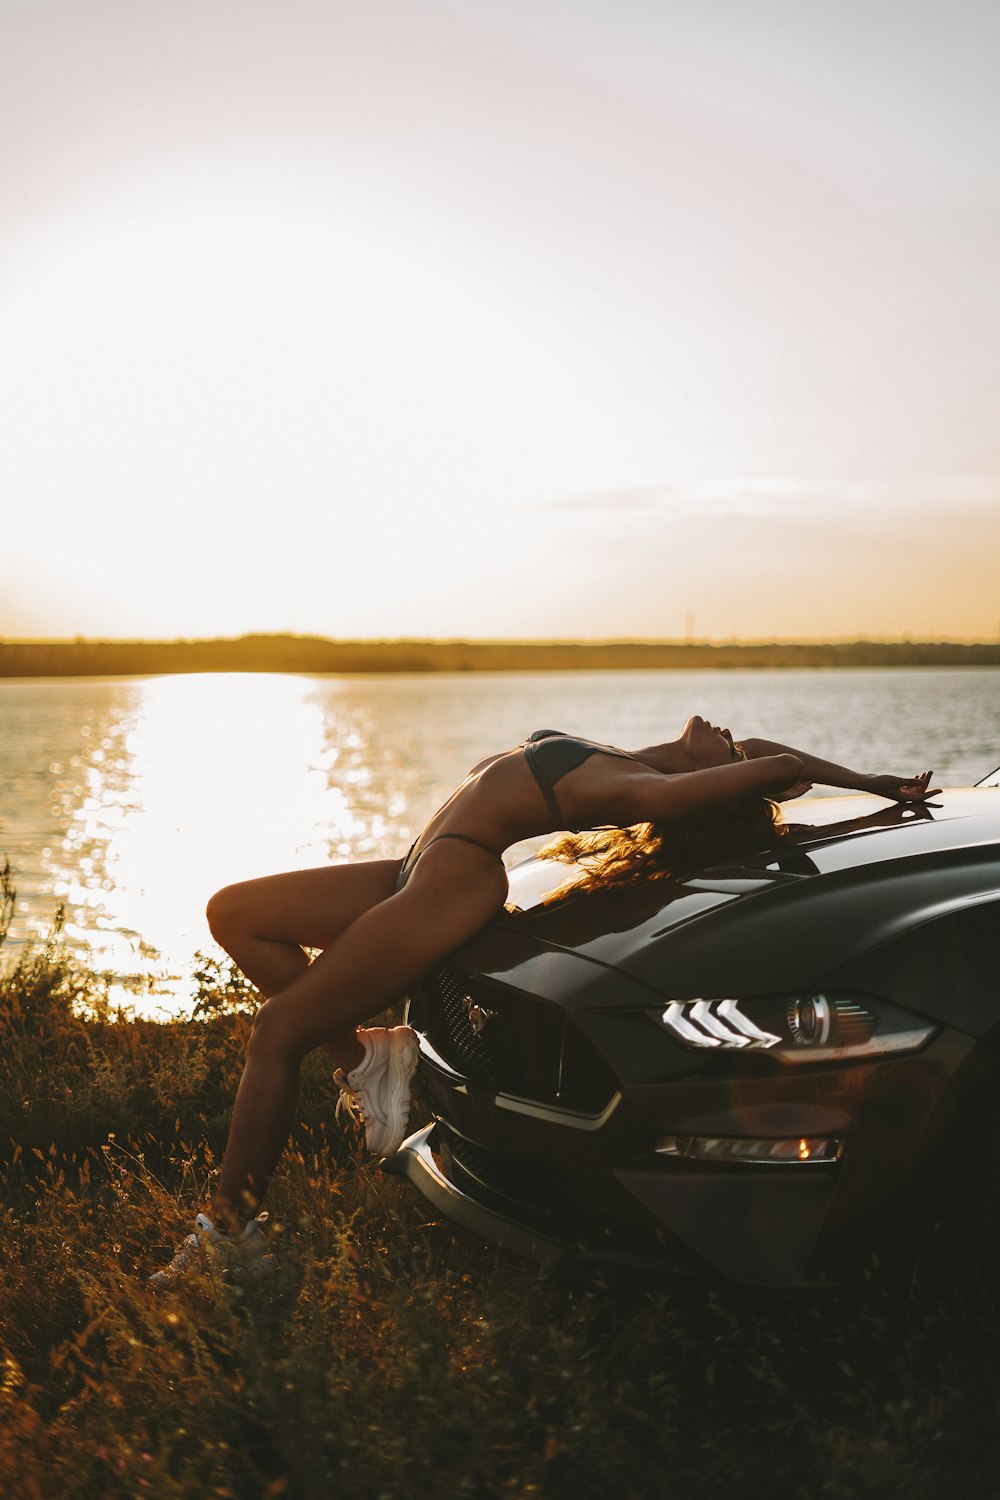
[{"x1": 680, "y1": 715, "x2": 743, "y2": 769}]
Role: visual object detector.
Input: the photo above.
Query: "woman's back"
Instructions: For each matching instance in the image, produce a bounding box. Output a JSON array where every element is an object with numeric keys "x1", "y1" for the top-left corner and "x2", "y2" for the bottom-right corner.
[{"x1": 415, "y1": 733, "x2": 651, "y2": 854}]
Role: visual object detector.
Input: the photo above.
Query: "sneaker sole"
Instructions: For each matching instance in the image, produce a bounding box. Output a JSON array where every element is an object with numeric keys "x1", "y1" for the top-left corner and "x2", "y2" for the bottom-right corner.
[{"x1": 367, "y1": 1027, "x2": 419, "y2": 1157}]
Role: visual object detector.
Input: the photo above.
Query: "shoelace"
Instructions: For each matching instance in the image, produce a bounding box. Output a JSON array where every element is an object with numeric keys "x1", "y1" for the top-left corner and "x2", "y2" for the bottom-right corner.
[{"x1": 335, "y1": 1087, "x2": 364, "y2": 1128}]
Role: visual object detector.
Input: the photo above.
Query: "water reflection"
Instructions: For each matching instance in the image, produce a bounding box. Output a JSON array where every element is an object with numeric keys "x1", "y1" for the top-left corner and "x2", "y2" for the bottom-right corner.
[
  {"x1": 3, "y1": 675, "x2": 420, "y2": 1010},
  {"x1": 76, "y1": 676, "x2": 337, "y2": 982}
]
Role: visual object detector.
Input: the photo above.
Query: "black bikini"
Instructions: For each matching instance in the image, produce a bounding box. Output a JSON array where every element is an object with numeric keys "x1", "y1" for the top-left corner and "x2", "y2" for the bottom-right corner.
[
  {"x1": 393, "y1": 832, "x2": 501, "y2": 893},
  {"x1": 522, "y1": 728, "x2": 635, "y2": 827},
  {"x1": 393, "y1": 729, "x2": 635, "y2": 891}
]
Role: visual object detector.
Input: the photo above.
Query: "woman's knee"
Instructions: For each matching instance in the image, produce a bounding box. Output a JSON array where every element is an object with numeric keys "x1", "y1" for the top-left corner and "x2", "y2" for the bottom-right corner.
[
  {"x1": 247, "y1": 997, "x2": 302, "y2": 1063},
  {"x1": 247, "y1": 994, "x2": 352, "y2": 1067},
  {"x1": 206, "y1": 881, "x2": 253, "y2": 945}
]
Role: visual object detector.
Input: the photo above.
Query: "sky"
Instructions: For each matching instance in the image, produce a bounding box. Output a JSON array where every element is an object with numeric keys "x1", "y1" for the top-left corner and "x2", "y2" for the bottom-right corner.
[{"x1": 1, "y1": 0, "x2": 998, "y2": 643}]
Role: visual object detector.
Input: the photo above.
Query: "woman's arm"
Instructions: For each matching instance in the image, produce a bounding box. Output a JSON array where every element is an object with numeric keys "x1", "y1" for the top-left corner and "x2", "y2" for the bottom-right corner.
[
  {"x1": 619, "y1": 752, "x2": 803, "y2": 825},
  {"x1": 737, "y1": 737, "x2": 938, "y2": 802}
]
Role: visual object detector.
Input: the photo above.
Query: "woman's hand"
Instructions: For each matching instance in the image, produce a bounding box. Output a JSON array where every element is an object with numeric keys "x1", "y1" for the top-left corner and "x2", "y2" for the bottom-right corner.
[{"x1": 863, "y1": 771, "x2": 939, "y2": 803}]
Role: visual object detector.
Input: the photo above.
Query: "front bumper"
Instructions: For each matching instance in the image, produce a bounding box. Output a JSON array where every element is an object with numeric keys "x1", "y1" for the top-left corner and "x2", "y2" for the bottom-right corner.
[
  {"x1": 383, "y1": 1051, "x2": 846, "y2": 1287},
  {"x1": 382, "y1": 1122, "x2": 717, "y2": 1284},
  {"x1": 382, "y1": 1124, "x2": 576, "y2": 1275}
]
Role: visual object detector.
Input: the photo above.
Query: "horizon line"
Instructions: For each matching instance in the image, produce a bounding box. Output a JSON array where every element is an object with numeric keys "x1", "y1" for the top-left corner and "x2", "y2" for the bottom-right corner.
[{"x1": 3, "y1": 632, "x2": 1000, "y2": 648}]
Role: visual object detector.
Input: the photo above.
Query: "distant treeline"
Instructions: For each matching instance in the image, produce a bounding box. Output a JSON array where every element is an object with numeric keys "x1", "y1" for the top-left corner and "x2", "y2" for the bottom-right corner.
[{"x1": 1, "y1": 635, "x2": 999, "y2": 677}]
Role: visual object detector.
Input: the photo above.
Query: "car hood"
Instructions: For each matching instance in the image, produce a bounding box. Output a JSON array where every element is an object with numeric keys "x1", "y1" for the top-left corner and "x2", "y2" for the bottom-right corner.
[{"x1": 450, "y1": 787, "x2": 1000, "y2": 1001}]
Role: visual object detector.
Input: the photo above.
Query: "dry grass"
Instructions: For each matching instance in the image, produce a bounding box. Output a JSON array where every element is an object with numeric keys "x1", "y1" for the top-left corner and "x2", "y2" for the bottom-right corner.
[{"x1": 2, "y1": 868, "x2": 999, "y2": 1499}]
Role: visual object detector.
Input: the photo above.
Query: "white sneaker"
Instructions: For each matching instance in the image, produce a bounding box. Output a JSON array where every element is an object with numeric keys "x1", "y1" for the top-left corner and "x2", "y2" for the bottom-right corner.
[
  {"x1": 334, "y1": 1025, "x2": 419, "y2": 1157},
  {"x1": 148, "y1": 1212, "x2": 274, "y2": 1292}
]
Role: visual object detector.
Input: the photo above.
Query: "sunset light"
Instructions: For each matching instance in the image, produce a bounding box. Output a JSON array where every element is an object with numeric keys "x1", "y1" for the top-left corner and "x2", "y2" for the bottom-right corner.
[{"x1": 2, "y1": 0, "x2": 998, "y2": 643}]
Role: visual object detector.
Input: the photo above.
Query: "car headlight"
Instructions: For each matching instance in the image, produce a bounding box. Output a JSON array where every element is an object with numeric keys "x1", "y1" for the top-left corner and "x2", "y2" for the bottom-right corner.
[{"x1": 656, "y1": 992, "x2": 936, "y2": 1063}]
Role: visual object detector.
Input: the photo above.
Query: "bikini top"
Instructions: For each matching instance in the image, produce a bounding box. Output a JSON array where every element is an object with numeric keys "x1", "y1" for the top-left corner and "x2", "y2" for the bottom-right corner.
[{"x1": 522, "y1": 729, "x2": 637, "y2": 829}]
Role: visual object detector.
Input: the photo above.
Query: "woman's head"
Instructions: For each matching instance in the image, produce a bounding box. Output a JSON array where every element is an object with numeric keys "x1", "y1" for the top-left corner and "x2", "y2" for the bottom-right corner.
[{"x1": 677, "y1": 714, "x2": 745, "y2": 771}]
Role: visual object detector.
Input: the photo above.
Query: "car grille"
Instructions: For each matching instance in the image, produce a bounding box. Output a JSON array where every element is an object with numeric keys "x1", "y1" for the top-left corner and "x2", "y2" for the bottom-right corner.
[
  {"x1": 413, "y1": 964, "x2": 618, "y2": 1115},
  {"x1": 441, "y1": 1129, "x2": 552, "y2": 1215}
]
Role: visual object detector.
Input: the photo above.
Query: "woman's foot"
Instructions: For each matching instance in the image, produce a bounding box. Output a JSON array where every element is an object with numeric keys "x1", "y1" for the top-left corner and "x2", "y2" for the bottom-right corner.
[
  {"x1": 148, "y1": 1212, "x2": 273, "y2": 1291},
  {"x1": 334, "y1": 1025, "x2": 419, "y2": 1157}
]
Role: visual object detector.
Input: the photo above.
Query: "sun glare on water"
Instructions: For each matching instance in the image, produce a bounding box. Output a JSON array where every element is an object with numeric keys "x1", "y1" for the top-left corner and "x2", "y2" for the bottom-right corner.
[{"x1": 59, "y1": 675, "x2": 341, "y2": 1012}]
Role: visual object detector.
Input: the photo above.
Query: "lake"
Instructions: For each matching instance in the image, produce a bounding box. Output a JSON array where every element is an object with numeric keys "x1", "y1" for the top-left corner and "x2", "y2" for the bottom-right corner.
[{"x1": 1, "y1": 668, "x2": 998, "y2": 1012}]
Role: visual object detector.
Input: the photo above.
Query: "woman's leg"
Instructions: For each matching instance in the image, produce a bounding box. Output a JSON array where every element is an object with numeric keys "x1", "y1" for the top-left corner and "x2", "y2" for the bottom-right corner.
[
  {"x1": 205, "y1": 858, "x2": 404, "y2": 998},
  {"x1": 208, "y1": 858, "x2": 408, "y2": 1086},
  {"x1": 213, "y1": 842, "x2": 508, "y2": 1225}
]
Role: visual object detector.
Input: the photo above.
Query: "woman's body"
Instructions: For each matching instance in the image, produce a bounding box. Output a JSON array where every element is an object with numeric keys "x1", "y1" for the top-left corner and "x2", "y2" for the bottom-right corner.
[{"x1": 151, "y1": 717, "x2": 935, "y2": 1284}]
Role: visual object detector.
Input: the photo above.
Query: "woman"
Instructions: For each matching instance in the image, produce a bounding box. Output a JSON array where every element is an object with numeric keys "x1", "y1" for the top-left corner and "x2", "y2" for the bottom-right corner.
[{"x1": 150, "y1": 717, "x2": 935, "y2": 1287}]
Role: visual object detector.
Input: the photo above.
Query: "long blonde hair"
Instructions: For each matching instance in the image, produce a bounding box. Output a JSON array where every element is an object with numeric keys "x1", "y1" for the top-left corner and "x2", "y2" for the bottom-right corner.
[{"x1": 537, "y1": 796, "x2": 784, "y2": 902}]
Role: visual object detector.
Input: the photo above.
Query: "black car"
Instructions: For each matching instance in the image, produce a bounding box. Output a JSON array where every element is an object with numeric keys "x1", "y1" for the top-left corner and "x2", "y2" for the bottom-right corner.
[{"x1": 384, "y1": 771, "x2": 1000, "y2": 1287}]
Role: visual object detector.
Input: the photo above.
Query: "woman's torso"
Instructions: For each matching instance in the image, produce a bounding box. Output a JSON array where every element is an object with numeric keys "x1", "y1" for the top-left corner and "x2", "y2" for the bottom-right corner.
[{"x1": 410, "y1": 731, "x2": 647, "y2": 856}]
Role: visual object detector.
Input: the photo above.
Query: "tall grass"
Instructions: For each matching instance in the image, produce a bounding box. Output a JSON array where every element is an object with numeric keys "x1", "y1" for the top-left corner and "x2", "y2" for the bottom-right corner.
[{"x1": 1, "y1": 862, "x2": 998, "y2": 1499}]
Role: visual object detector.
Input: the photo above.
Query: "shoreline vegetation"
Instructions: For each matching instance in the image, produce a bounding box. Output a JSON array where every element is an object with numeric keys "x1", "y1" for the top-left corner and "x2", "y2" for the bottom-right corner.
[
  {"x1": 2, "y1": 871, "x2": 999, "y2": 1495},
  {"x1": 2, "y1": 633, "x2": 1000, "y2": 678}
]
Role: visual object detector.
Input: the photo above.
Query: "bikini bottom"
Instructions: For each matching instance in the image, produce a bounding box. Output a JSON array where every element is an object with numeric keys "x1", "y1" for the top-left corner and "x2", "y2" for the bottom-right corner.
[{"x1": 394, "y1": 833, "x2": 503, "y2": 893}]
